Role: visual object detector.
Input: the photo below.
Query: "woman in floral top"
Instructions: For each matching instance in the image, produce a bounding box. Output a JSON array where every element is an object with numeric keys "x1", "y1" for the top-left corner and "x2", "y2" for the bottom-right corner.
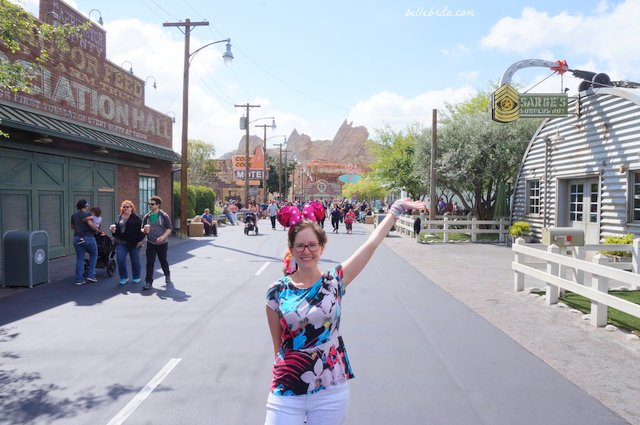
[{"x1": 265, "y1": 198, "x2": 425, "y2": 425}]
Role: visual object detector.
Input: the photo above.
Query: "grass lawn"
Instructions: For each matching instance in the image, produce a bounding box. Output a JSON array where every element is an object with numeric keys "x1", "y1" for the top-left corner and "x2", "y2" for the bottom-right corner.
[
  {"x1": 531, "y1": 289, "x2": 640, "y2": 335},
  {"x1": 560, "y1": 290, "x2": 640, "y2": 335}
]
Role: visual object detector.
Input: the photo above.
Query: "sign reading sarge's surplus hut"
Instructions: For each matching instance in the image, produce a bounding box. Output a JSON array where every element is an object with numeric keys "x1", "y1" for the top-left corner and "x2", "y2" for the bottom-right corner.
[
  {"x1": 492, "y1": 84, "x2": 568, "y2": 123},
  {"x1": 519, "y1": 94, "x2": 568, "y2": 117}
]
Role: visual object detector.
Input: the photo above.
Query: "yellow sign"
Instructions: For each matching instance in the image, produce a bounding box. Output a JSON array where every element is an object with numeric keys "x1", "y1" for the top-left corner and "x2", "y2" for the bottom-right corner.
[
  {"x1": 492, "y1": 84, "x2": 569, "y2": 123},
  {"x1": 492, "y1": 84, "x2": 519, "y2": 123}
]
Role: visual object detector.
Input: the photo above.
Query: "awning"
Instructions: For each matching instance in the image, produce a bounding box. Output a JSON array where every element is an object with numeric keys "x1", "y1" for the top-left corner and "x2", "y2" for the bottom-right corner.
[{"x1": 0, "y1": 103, "x2": 181, "y2": 162}]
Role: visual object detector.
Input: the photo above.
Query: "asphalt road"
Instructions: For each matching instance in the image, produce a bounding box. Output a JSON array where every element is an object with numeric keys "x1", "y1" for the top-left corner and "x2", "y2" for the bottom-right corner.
[{"x1": 0, "y1": 220, "x2": 631, "y2": 425}]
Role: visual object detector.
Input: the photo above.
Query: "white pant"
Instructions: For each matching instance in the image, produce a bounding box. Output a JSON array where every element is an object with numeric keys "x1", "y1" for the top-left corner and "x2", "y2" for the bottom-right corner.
[{"x1": 264, "y1": 382, "x2": 350, "y2": 425}]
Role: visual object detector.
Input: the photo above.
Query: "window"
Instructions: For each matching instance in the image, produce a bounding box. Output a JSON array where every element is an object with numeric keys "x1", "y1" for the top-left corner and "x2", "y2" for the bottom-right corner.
[
  {"x1": 569, "y1": 183, "x2": 584, "y2": 222},
  {"x1": 526, "y1": 180, "x2": 540, "y2": 215},
  {"x1": 139, "y1": 176, "x2": 157, "y2": 216},
  {"x1": 633, "y1": 172, "x2": 640, "y2": 221},
  {"x1": 589, "y1": 183, "x2": 599, "y2": 223}
]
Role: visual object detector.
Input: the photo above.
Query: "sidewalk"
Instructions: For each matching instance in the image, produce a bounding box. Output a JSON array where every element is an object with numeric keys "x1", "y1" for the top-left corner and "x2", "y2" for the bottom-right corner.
[
  {"x1": 382, "y1": 234, "x2": 640, "y2": 425},
  {"x1": 0, "y1": 234, "x2": 192, "y2": 298}
]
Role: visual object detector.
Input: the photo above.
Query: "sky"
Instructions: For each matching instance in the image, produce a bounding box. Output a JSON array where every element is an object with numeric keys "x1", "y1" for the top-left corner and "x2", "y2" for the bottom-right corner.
[{"x1": 16, "y1": 0, "x2": 640, "y2": 158}]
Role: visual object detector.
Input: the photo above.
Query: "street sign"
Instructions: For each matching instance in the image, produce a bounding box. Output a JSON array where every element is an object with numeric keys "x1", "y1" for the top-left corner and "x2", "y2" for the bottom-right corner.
[
  {"x1": 519, "y1": 94, "x2": 568, "y2": 117},
  {"x1": 492, "y1": 84, "x2": 568, "y2": 123}
]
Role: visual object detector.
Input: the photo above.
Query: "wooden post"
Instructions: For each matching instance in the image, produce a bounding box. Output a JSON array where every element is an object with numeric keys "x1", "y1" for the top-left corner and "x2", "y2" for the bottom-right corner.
[
  {"x1": 513, "y1": 238, "x2": 525, "y2": 292},
  {"x1": 471, "y1": 217, "x2": 477, "y2": 243},
  {"x1": 443, "y1": 216, "x2": 449, "y2": 243},
  {"x1": 572, "y1": 246, "x2": 586, "y2": 285},
  {"x1": 429, "y1": 109, "x2": 437, "y2": 220},
  {"x1": 546, "y1": 244, "x2": 560, "y2": 305},
  {"x1": 633, "y1": 239, "x2": 640, "y2": 290},
  {"x1": 591, "y1": 254, "x2": 609, "y2": 327}
]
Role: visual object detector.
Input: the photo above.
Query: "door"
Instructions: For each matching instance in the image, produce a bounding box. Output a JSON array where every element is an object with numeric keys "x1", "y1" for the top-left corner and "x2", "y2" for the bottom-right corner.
[{"x1": 568, "y1": 178, "x2": 600, "y2": 244}]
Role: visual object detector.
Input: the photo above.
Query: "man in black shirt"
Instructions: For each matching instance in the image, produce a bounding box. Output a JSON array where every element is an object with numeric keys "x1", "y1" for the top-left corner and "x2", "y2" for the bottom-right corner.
[{"x1": 70, "y1": 199, "x2": 100, "y2": 285}]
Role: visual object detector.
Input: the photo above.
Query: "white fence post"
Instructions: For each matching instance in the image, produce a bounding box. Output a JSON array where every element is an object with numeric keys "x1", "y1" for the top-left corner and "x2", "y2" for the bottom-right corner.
[
  {"x1": 513, "y1": 238, "x2": 525, "y2": 292},
  {"x1": 591, "y1": 254, "x2": 609, "y2": 327},
  {"x1": 572, "y1": 246, "x2": 586, "y2": 285},
  {"x1": 546, "y1": 244, "x2": 560, "y2": 305},
  {"x1": 499, "y1": 218, "x2": 505, "y2": 244},
  {"x1": 443, "y1": 217, "x2": 449, "y2": 243},
  {"x1": 471, "y1": 218, "x2": 477, "y2": 243},
  {"x1": 633, "y1": 239, "x2": 640, "y2": 290}
]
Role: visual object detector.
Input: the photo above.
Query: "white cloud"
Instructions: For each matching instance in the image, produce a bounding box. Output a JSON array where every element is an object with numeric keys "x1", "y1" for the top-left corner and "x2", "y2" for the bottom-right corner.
[
  {"x1": 458, "y1": 70, "x2": 480, "y2": 81},
  {"x1": 440, "y1": 44, "x2": 470, "y2": 57},
  {"x1": 347, "y1": 87, "x2": 476, "y2": 135},
  {"x1": 481, "y1": 1, "x2": 640, "y2": 80}
]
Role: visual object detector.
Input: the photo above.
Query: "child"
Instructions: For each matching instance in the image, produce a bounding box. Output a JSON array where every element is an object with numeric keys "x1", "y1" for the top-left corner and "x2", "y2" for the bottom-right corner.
[
  {"x1": 90, "y1": 207, "x2": 103, "y2": 231},
  {"x1": 344, "y1": 208, "x2": 355, "y2": 234}
]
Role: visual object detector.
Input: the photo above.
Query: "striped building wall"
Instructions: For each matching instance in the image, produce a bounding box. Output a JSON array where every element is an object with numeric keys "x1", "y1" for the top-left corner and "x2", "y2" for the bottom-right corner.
[{"x1": 513, "y1": 88, "x2": 640, "y2": 242}]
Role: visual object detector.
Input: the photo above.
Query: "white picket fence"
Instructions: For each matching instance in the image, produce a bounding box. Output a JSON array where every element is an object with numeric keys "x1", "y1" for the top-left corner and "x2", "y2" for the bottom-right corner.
[
  {"x1": 395, "y1": 215, "x2": 510, "y2": 242},
  {"x1": 512, "y1": 238, "x2": 640, "y2": 327}
]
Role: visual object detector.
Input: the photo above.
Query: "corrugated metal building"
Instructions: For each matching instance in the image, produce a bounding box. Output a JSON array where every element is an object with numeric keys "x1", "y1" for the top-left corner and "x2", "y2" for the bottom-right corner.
[{"x1": 512, "y1": 87, "x2": 640, "y2": 243}]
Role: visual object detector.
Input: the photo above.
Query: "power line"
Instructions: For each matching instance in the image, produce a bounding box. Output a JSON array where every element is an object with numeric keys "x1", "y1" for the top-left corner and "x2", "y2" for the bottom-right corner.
[{"x1": 148, "y1": 0, "x2": 181, "y2": 21}]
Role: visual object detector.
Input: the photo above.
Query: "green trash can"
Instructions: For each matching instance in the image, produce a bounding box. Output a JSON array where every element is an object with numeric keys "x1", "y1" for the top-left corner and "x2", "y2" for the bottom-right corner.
[{"x1": 2, "y1": 230, "x2": 49, "y2": 288}]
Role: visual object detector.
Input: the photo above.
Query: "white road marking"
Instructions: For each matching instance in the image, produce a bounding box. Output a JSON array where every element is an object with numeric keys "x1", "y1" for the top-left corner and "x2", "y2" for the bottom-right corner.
[
  {"x1": 255, "y1": 262, "x2": 270, "y2": 276},
  {"x1": 106, "y1": 358, "x2": 182, "y2": 425}
]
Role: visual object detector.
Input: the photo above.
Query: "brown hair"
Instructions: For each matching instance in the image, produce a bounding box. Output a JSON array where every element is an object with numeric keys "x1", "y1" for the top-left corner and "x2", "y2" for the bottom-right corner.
[
  {"x1": 150, "y1": 195, "x2": 162, "y2": 206},
  {"x1": 120, "y1": 200, "x2": 136, "y2": 214},
  {"x1": 282, "y1": 220, "x2": 327, "y2": 276},
  {"x1": 287, "y1": 220, "x2": 327, "y2": 249}
]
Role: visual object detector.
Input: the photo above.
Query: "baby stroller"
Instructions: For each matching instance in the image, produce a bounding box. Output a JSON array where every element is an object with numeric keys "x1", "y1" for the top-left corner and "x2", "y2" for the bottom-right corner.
[
  {"x1": 244, "y1": 212, "x2": 259, "y2": 235},
  {"x1": 84, "y1": 233, "x2": 116, "y2": 277}
]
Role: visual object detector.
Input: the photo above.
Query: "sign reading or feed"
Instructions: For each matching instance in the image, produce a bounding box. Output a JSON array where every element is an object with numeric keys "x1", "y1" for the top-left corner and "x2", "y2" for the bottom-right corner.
[{"x1": 492, "y1": 84, "x2": 568, "y2": 123}]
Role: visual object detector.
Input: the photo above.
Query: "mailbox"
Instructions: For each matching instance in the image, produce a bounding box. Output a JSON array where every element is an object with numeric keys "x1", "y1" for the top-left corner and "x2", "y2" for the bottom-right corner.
[{"x1": 541, "y1": 227, "x2": 585, "y2": 247}]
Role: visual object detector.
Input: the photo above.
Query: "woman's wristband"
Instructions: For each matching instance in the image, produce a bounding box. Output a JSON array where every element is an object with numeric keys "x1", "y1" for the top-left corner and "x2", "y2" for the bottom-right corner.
[{"x1": 389, "y1": 202, "x2": 405, "y2": 218}]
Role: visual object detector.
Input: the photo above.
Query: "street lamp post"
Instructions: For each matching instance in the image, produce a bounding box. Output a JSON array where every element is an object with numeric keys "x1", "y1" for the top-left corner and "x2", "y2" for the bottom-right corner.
[
  {"x1": 255, "y1": 119, "x2": 276, "y2": 202},
  {"x1": 235, "y1": 105, "x2": 263, "y2": 205},
  {"x1": 164, "y1": 18, "x2": 233, "y2": 236}
]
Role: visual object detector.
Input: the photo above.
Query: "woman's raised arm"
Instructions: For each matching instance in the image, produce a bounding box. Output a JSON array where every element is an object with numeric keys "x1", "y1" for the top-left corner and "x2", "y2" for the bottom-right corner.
[{"x1": 342, "y1": 199, "x2": 425, "y2": 285}]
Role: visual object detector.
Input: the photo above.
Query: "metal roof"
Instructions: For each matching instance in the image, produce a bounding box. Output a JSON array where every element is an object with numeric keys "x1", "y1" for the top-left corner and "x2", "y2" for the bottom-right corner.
[{"x1": 0, "y1": 103, "x2": 181, "y2": 162}]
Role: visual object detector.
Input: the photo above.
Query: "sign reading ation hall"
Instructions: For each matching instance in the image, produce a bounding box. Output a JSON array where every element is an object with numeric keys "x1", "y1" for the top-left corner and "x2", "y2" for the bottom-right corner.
[{"x1": 492, "y1": 84, "x2": 569, "y2": 123}]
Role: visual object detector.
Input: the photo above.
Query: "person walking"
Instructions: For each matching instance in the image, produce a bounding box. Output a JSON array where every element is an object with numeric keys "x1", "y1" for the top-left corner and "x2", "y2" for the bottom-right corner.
[
  {"x1": 70, "y1": 199, "x2": 100, "y2": 285},
  {"x1": 111, "y1": 200, "x2": 145, "y2": 285},
  {"x1": 344, "y1": 208, "x2": 355, "y2": 234},
  {"x1": 265, "y1": 198, "x2": 425, "y2": 424},
  {"x1": 330, "y1": 204, "x2": 342, "y2": 233},
  {"x1": 229, "y1": 202, "x2": 239, "y2": 225},
  {"x1": 141, "y1": 196, "x2": 173, "y2": 290},
  {"x1": 267, "y1": 200, "x2": 279, "y2": 230}
]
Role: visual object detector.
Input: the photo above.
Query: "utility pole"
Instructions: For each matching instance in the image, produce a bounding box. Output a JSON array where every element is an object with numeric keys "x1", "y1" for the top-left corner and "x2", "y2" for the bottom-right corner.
[
  {"x1": 235, "y1": 103, "x2": 260, "y2": 205},
  {"x1": 274, "y1": 143, "x2": 283, "y2": 198},
  {"x1": 163, "y1": 18, "x2": 209, "y2": 236},
  {"x1": 430, "y1": 109, "x2": 438, "y2": 220}
]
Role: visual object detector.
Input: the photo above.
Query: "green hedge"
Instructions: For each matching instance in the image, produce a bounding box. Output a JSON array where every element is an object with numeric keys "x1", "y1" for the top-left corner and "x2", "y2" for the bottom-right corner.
[{"x1": 173, "y1": 182, "x2": 215, "y2": 218}]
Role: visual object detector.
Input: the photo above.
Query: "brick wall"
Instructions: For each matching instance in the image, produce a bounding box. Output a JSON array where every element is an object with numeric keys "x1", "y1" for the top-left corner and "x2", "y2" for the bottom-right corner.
[{"x1": 117, "y1": 160, "x2": 174, "y2": 218}]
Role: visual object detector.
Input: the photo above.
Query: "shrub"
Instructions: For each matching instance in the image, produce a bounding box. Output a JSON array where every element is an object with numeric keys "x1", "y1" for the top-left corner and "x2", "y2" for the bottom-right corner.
[
  {"x1": 600, "y1": 233, "x2": 635, "y2": 257},
  {"x1": 509, "y1": 221, "x2": 531, "y2": 237}
]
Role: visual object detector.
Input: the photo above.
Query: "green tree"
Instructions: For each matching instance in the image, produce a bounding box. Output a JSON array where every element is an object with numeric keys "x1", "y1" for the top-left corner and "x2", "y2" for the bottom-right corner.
[
  {"x1": 415, "y1": 91, "x2": 541, "y2": 219},
  {"x1": 0, "y1": 0, "x2": 89, "y2": 93},
  {"x1": 369, "y1": 123, "x2": 429, "y2": 199},
  {"x1": 194, "y1": 186, "x2": 215, "y2": 214},
  {"x1": 341, "y1": 177, "x2": 388, "y2": 201},
  {"x1": 187, "y1": 139, "x2": 217, "y2": 187}
]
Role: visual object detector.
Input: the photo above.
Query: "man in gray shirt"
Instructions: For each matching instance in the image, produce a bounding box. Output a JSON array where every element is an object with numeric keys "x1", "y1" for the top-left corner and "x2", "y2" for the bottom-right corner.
[{"x1": 141, "y1": 195, "x2": 173, "y2": 290}]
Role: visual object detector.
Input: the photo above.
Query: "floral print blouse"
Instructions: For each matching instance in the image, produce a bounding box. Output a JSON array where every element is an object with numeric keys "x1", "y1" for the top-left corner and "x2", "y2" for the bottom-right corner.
[{"x1": 266, "y1": 265, "x2": 355, "y2": 396}]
